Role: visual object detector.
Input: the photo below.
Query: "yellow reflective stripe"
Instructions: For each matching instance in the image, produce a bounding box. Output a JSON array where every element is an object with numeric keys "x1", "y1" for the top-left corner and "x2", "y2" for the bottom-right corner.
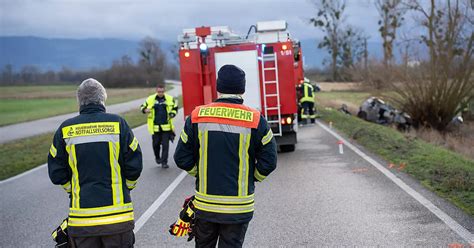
[
  {"x1": 68, "y1": 212, "x2": 134, "y2": 227},
  {"x1": 70, "y1": 203, "x2": 132, "y2": 212},
  {"x1": 109, "y1": 142, "x2": 123, "y2": 205},
  {"x1": 238, "y1": 133, "x2": 251, "y2": 196},
  {"x1": 238, "y1": 134, "x2": 244, "y2": 196},
  {"x1": 126, "y1": 179, "x2": 137, "y2": 189},
  {"x1": 62, "y1": 181, "x2": 71, "y2": 193},
  {"x1": 244, "y1": 133, "x2": 250, "y2": 194},
  {"x1": 254, "y1": 168, "x2": 267, "y2": 182},
  {"x1": 154, "y1": 124, "x2": 173, "y2": 132},
  {"x1": 187, "y1": 165, "x2": 197, "y2": 177},
  {"x1": 262, "y1": 129, "x2": 273, "y2": 145},
  {"x1": 198, "y1": 130, "x2": 208, "y2": 194},
  {"x1": 193, "y1": 200, "x2": 254, "y2": 214},
  {"x1": 180, "y1": 130, "x2": 188, "y2": 143},
  {"x1": 129, "y1": 137, "x2": 139, "y2": 151},
  {"x1": 60, "y1": 219, "x2": 68, "y2": 230},
  {"x1": 66, "y1": 145, "x2": 80, "y2": 208},
  {"x1": 49, "y1": 144, "x2": 57, "y2": 158},
  {"x1": 62, "y1": 122, "x2": 120, "y2": 138},
  {"x1": 51, "y1": 230, "x2": 57, "y2": 239},
  {"x1": 69, "y1": 203, "x2": 133, "y2": 216},
  {"x1": 197, "y1": 107, "x2": 254, "y2": 122},
  {"x1": 195, "y1": 191, "x2": 254, "y2": 204}
]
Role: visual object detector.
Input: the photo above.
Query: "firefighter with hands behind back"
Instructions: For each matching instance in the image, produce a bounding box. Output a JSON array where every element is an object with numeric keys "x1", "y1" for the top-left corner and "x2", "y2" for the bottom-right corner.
[
  {"x1": 141, "y1": 84, "x2": 178, "y2": 168},
  {"x1": 174, "y1": 64, "x2": 277, "y2": 247},
  {"x1": 48, "y1": 78, "x2": 143, "y2": 248}
]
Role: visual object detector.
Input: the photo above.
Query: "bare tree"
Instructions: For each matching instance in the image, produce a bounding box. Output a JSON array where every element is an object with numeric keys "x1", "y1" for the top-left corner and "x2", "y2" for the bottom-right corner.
[
  {"x1": 375, "y1": 0, "x2": 407, "y2": 67},
  {"x1": 310, "y1": 0, "x2": 347, "y2": 81},
  {"x1": 138, "y1": 36, "x2": 166, "y2": 85},
  {"x1": 391, "y1": 0, "x2": 473, "y2": 131}
]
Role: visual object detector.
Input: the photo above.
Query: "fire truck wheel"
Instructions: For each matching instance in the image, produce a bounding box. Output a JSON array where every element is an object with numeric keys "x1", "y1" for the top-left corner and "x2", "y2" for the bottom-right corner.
[{"x1": 279, "y1": 144, "x2": 295, "y2": 153}]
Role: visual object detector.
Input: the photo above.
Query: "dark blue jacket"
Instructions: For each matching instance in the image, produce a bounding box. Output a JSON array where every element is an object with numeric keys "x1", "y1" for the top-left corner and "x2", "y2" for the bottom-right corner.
[
  {"x1": 48, "y1": 104, "x2": 143, "y2": 236},
  {"x1": 174, "y1": 97, "x2": 277, "y2": 224}
]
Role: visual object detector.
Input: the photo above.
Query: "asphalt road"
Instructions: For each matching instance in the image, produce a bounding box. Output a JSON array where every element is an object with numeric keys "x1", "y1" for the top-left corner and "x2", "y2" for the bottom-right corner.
[
  {"x1": 0, "y1": 80, "x2": 181, "y2": 144},
  {"x1": 1, "y1": 98, "x2": 473, "y2": 247}
]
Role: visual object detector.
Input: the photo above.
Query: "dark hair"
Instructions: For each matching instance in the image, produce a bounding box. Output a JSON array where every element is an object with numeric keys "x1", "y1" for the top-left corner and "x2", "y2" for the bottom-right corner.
[{"x1": 156, "y1": 84, "x2": 165, "y2": 89}]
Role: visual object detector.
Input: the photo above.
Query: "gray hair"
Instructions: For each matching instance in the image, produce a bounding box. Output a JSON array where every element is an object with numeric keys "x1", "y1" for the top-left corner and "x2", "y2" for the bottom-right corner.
[{"x1": 77, "y1": 78, "x2": 107, "y2": 106}]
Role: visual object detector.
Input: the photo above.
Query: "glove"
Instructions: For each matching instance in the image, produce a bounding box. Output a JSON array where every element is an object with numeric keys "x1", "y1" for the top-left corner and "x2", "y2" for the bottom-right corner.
[
  {"x1": 169, "y1": 218, "x2": 190, "y2": 237},
  {"x1": 169, "y1": 196, "x2": 195, "y2": 241},
  {"x1": 51, "y1": 218, "x2": 69, "y2": 248},
  {"x1": 169, "y1": 113, "x2": 176, "y2": 118}
]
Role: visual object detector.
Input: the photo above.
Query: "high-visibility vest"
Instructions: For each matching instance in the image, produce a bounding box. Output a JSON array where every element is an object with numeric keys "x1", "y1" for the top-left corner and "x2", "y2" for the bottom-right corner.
[
  {"x1": 141, "y1": 93, "x2": 177, "y2": 134},
  {"x1": 299, "y1": 82, "x2": 315, "y2": 103}
]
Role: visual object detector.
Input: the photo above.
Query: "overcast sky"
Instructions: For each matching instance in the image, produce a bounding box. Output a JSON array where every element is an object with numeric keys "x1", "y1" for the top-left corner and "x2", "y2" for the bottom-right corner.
[{"x1": 1, "y1": 0, "x2": 386, "y2": 42}]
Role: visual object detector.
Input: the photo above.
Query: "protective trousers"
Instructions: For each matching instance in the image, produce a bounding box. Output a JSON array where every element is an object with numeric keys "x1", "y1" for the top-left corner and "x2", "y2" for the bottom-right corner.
[
  {"x1": 301, "y1": 101, "x2": 316, "y2": 124},
  {"x1": 152, "y1": 131, "x2": 171, "y2": 164},
  {"x1": 194, "y1": 219, "x2": 249, "y2": 248},
  {"x1": 69, "y1": 230, "x2": 134, "y2": 248}
]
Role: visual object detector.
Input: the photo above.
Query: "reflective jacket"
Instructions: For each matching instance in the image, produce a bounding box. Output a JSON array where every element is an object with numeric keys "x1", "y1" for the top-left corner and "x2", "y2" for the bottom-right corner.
[
  {"x1": 174, "y1": 97, "x2": 277, "y2": 224},
  {"x1": 141, "y1": 93, "x2": 178, "y2": 134},
  {"x1": 299, "y1": 82, "x2": 315, "y2": 103},
  {"x1": 48, "y1": 104, "x2": 143, "y2": 236}
]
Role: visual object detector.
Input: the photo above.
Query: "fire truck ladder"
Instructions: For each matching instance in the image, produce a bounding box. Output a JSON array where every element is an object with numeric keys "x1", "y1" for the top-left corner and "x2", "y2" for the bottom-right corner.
[{"x1": 261, "y1": 52, "x2": 282, "y2": 136}]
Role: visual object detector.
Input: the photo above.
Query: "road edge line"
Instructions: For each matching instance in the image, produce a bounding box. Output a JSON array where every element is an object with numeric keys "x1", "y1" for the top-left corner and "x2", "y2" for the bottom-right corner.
[
  {"x1": 134, "y1": 171, "x2": 187, "y2": 233},
  {"x1": 316, "y1": 120, "x2": 474, "y2": 244}
]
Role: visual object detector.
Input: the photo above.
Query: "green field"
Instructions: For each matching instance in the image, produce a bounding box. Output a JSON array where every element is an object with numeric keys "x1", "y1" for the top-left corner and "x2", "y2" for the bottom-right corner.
[
  {"x1": 0, "y1": 95, "x2": 183, "y2": 181},
  {"x1": 0, "y1": 85, "x2": 161, "y2": 126}
]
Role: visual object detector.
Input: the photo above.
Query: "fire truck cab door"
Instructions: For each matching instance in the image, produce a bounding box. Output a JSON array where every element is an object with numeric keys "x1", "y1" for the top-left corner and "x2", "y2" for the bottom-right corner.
[{"x1": 214, "y1": 50, "x2": 262, "y2": 111}]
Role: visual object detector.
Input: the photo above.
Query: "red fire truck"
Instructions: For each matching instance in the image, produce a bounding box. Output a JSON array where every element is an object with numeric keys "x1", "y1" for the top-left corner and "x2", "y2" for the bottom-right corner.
[{"x1": 177, "y1": 20, "x2": 304, "y2": 152}]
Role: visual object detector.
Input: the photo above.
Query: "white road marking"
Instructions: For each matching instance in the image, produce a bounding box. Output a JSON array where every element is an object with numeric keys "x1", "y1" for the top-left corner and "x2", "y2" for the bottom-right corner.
[
  {"x1": 316, "y1": 121, "x2": 474, "y2": 244},
  {"x1": 134, "y1": 171, "x2": 188, "y2": 233}
]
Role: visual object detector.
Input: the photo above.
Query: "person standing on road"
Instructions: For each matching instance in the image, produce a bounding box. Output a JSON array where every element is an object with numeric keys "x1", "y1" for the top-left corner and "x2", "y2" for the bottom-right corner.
[
  {"x1": 174, "y1": 64, "x2": 277, "y2": 247},
  {"x1": 48, "y1": 78, "x2": 143, "y2": 247},
  {"x1": 141, "y1": 84, "x2": 178, "y2": 168},
  {"x1": 298, "y1": 78, "x2": 317, "y2": 125}
]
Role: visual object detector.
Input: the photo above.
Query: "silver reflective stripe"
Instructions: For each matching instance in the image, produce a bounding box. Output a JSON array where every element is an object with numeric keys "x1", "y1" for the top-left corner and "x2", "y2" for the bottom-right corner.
[
  {"x1": 240, "y1": 133, "x2": 250, "y2": 196},
  {"x1": 67, "y1": 145, "x2": 80, "y2": 208},
  {"x1": 198, "y1": 123, "x2": 251, "y2": 134},
  {"x1": 68, "y1": 212, "x2": 134, "y2": 226},
  {"x1": 198, "y1": 130, "x2": 207, "y2": 193},
  {"x1": 65, "y1": 134, "x2": 119, "y2": 146},
  {"x1": 193, "y1": 201, "x2": 254, "y2": 213},
  {"x1": 69, "y1": 203, "x2": 133, "y2": 215},
  {"x1": 110, "y1": 142, "x2": 122, "y2": 205},
  {"x1": 195, "y1": 191, "x2": 254, "y2": 203},
  {"x1": 261, "y1": 130, "x2": 273, "y2": 145}
]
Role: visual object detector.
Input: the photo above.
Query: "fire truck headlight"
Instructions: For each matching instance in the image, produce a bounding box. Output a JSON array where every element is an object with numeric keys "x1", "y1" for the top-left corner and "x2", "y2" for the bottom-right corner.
[
  {"x1": 199, "y1": 43, "x2": 208, "y2": 52},
  {"x1": 184, "y1": 51, "x2": 190, "y2": 58},
  {"x1": 282, "y1": 44, "x2": 288, "y2": 50},
  {"x1": 286, "y1": 117, "x2": 292, "y2": 124}
]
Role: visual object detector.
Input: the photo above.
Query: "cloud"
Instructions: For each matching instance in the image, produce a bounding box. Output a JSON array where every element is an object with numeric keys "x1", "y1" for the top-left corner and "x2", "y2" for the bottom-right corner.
[{"x1": 1, "y1": 0, "x2": 383, "y2": 42}]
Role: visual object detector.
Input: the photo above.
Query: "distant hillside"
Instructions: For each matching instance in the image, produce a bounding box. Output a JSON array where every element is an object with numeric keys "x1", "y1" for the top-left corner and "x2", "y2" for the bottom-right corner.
[
  {"x1": 0, "y1": 36, "x2": 389, "y2": 72},
  {"x1": 0, "y1": 36, "x2": 176, "y2": 71}
]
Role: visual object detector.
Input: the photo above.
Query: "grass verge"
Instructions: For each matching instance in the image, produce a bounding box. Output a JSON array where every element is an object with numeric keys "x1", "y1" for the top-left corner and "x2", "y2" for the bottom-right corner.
[
  {"x1": 319, "y1": 108, "x2": 474, "y2": 216},
  {"x1": 0, "y1": 85, "x2": 176, "y2": 126},
  {"x1": 0, "y1": 95, "x2": 182, "y2": 181}
]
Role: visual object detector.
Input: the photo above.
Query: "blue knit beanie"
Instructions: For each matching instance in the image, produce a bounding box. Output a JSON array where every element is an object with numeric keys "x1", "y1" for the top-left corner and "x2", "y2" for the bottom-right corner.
[{"x1": 216, "y1": 65, "x2": 246, "y2": 94}]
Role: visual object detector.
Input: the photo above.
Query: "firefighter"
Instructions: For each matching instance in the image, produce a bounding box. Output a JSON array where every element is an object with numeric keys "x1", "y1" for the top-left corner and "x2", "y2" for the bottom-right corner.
[
  {"x1": 299, "y1": 78, "x2": 316, "y2": 124},
  {"x1": 48, "y1": 78, "x2": 143, "y2": 247},
  {"x1": 141, "y1": 84, "x2": 178, "y2": 168},
  {"x1": 174, "y1": 64, "x2": 277, "y2": 247}
]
